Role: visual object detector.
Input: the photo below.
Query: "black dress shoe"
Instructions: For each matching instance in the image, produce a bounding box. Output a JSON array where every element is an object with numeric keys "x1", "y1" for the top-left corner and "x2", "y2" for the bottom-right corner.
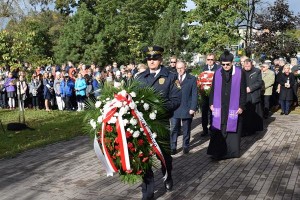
[
  {"x1": 280, "y1": 112, "x2": 284, "y2": 115},
  {"x1": 142, "y1": 193, "x2": 154, "y2": 200},
  {"x1": 164, "y1": 178, "x2": 173, "y2": 191},
  {"x1": 183, "y1": 148, "x2": 189, "y2": 154},
  {"x1": 171, "y1": 149, "x2": 177, "y2": 155}
]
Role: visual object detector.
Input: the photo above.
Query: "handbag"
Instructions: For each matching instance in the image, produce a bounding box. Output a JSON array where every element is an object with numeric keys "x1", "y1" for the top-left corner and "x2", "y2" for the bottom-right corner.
[{"x1": 207, "y1": 129, "x2": 227, "y2": 158}]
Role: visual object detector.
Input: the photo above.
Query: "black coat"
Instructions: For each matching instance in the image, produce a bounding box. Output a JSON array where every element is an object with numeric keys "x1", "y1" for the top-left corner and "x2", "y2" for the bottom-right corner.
[
  {"x1": 244, "y1": 67, "x2": 263, "y2": 104},
  {"x1": 278, "y1": 73, "x2": 295, "y2": 101},
  {"x1": 136, "y1": 66, "x2": 181, "y2": 115}
]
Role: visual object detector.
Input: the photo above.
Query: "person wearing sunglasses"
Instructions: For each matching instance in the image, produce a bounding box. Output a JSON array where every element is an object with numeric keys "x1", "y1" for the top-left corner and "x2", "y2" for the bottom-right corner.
[
  {"x1": 208, "y1": 50, "x2": 247, "y2": 160},
  {"x1": 136, "y1": 45, "x2": 181, "y2": 200},
  {"x1": 200, "y1": 53, "x2": 220, "y2": 137},
  {"x1": 167, "y1": 56, "x2": 178, "y2": 73}
]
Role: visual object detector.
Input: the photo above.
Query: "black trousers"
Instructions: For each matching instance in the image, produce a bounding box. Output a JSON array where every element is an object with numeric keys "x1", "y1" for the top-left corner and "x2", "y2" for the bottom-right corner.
[
  {"x1": 142, "y1": 148, "x2": 172, "y2": 199},
  {"x1": 63, "y1": 96, "x2": 72, "y2": 110},
  {"x1": 201, "y1": 96, "x2": 211, "y2": 131}
]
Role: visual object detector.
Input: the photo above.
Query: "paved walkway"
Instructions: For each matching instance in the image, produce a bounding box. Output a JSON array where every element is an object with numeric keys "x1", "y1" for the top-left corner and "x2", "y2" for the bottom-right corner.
[{"x1": 1, "y1": 112, "x2": 300, "y2": 200}]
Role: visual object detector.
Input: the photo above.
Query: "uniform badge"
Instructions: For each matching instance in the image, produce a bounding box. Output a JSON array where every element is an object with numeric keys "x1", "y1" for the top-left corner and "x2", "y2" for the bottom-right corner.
[
  {"x1": 175, "y1": 80, "x2": 181, "y2": 89},
  {"x1": 159, "y1": 78, "x2": 165, "y2": 85}
]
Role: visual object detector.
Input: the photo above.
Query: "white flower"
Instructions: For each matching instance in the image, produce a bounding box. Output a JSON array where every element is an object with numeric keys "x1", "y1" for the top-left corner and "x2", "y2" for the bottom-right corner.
[
  {"x1": 127, "y1": 128, "x2": 131, "y2": 131},
  {"x1": 106, "y1": 98, "x2": 110, "y2": 101},
  {"x1": 143, "y1": 103, "x2": 150, "y2": 111},
  {"x1": 149, "y1": 112, "x2": 156, "y2": 120},
  {"x1": 90, "y1": 119, "x2": 96, "y2": 129},
  {"x1": 123, "y1": 119, "x2": 129, "y2": 125},
  {"x1": 129, "y1": 101, "x2": 136, "y2": 109},
  {"x1": 152, "y1": 132, "x2": 157, "y2": 138},
  {"x1": 154, "y1": 110, "x2": 157, "y2": 114},
  {"x1": 130, "y1": 129, "x2": 134, "y2": 133},
  {"x1": 204, "y1": 85, "x2": 210, "y2": 90},
  {"x1": 140, "y1": 128, "x2": 144, "y2": 131},
  {"x1": 97, "y1": 116, "x2": 103, "y2": 123},
  {"x1": 115, "y1": 101, "x2": 123, "y2": 108},
  {"x1": 108, "y1": 116, "x2": 117, "y2": 124},
  {"x1": 133, "y1": 131, "x2": 140, "y2": 138},
  {"x1": 141, "y1": 100, "x2": 144, "y2": 103},
  {"x1": 130, "y1": 118, "x2": 138, "y2": 126},
  {"x1": 130, "y1": 91, "x2": 136, "y2": 97},
  {"x1": 95, "y1": 101, "x2": 102, "y2": 108}
]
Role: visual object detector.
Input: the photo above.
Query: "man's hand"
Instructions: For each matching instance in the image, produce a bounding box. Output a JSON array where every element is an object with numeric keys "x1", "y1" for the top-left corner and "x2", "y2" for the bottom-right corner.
[
  {"x1": 189, "y1": 110, "x2": 195, "y2": 115},
  {"x1": 210, "y1": 105, "x2": 214, "y2": 111},
  {"x1": 246, "y1": 87, "x2": 251, "y2": 93},
  {"x1": 236, "y1": 108, "x2": 243, "y2": 115}
]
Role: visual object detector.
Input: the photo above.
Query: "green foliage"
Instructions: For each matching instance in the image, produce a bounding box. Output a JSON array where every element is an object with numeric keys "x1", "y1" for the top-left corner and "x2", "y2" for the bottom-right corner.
[
  {"x1": 153, "y1": 1, "x2": 187, "y2": 58},
  {"x1": 187, "y1": 0, "x2": 245, "y2": 55},
  {"x1": 254, "y1": 0, "x2": 300, "y2": 58}
]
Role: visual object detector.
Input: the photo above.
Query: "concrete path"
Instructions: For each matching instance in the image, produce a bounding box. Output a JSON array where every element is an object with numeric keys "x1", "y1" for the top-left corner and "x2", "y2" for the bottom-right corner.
[{"x1": 0, "y1": 112, "x2": 300, "y2": 200}]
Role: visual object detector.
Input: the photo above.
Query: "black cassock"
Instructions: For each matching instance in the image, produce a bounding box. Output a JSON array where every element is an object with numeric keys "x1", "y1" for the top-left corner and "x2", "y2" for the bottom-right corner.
[{"x1": 209, "y1": 67, "x2": 247, "y2": 158}]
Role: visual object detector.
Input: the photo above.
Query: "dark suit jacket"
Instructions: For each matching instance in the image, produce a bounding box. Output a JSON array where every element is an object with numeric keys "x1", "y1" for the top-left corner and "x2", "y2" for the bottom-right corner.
[
  {"x1": 173, "y1": 73, "x2": 198, "y2": 119},
  {"x1": 203, "y1": 63, "x2": 220, "y2": 72},
  {"x1": 244, "y1": 68, "x2": 263, "y2": 104},
  {"x1": 136, "y1": 66, "x2": 181, "y2": 114}
]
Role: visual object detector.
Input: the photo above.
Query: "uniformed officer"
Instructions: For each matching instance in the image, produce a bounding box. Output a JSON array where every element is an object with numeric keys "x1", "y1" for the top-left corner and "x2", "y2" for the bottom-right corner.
[{"x1": 136, "y1": 45, "x2": 181, "y2": 200}]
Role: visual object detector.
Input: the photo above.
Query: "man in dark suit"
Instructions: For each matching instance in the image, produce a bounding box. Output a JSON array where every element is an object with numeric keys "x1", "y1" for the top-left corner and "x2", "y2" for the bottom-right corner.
[
  {"x1": 201, "y1": 53, "x2": 220, "y2": 136},
  {"x1": 167, "y1": 56, "x2": 177, "y2": 73},
  {"x1": 170, "y1": 61, "x2": 198, "y2": 154},
  {"x1": 242, "y1": 59, "x2": 264, "y2": 136},
  {"x1": 137, "y1": 45, "x2": 181, "y2": 200}
]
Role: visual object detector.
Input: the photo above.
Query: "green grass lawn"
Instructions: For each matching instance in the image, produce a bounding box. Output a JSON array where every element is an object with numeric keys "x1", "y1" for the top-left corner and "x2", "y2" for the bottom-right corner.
[{"x1": 0, "y1": 109, "x2": 88, "y2": 158}]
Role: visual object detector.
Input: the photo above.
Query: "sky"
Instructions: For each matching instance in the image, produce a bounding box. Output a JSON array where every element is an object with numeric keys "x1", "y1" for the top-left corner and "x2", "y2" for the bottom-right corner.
[{"x1": 186, "y1": 0, "x2": 300, "y2": 14}]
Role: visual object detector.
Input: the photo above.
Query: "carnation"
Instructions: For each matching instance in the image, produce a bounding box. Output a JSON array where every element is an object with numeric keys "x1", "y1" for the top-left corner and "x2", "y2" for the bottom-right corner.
[
  {"x1": 143, "y1": 103, "x2": 150, "y2": 111},
  {"x1": 133, "y1": 131, "x2": 140, "y2": 138},
  {"x1": 149, "y1": 112, "x2": 156, "y2": 120},
  {"x1": 129, "y1": 91, "x2": 136, "y2": 97},
  {"x1": 152, "y1": 132, "x2": 157, "y2": 138},
  {"x1": 90, "y1": 119, "x2": 96, "y2": 129},
  {"x1": 108, "y1": 116, "x2": 117, "y2": 124},
  {"x1": 130, "y1": 118, "x2": 138, "y2": 126},
  {"x1": 95, "y1": 101, "x2": 102, "y2": 108},
  {"x1": 97, "y1": 116, "x2": 103, "y2": 123}
]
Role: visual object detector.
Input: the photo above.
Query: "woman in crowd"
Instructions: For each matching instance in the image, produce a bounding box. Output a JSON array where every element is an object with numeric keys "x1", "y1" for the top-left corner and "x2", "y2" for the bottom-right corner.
[
  {"x1": 16, "y1": 75, "x2": 28, "y2": 111},
  {"x1": 261, "y1": 63, "x2": 275, "y2": 118},
  {"x1": 54, "y1": 72, "x2": 64, "y2": 111},
  {"x1": 92, "y1": 72, "x2": 104, "y2": 99},
  {"x1": 29, "y1": 73, "x2": 42, "y2": 110},
  {"x1": 4, "y1": 72, "x2": 16, "y2": 110},
  {"x1": 43, "y1": 72, "x2": 54, "y2": 111},
  {"x1": 74, "y1": 73, "x2": 87, "y2": 111},
  {"x1": 278, "y1": 64, "x2": 295, "y2": 115},
  {"x1": 0, "y1": 74, "x2": 7, "y2": 109}
]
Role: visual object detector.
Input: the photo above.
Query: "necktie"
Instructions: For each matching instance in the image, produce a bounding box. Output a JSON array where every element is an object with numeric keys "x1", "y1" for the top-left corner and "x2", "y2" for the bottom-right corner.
[{"x1": 179, "y1": 75, "x2": 183, "y2": 84}]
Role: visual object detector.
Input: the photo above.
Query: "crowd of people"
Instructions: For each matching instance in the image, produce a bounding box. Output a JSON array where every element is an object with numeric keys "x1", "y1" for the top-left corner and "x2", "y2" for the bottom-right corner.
[{"x1": 0, "y1": 61, "x2": 149, "y2": 111}]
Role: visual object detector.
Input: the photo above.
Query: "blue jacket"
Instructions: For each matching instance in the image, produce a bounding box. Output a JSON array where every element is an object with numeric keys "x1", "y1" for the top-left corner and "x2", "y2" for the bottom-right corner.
[
  {"x1": 136, "y1": 66, "x2": 181, "y2": 114},
  {"x1": 60, "y1": 79, "x2": 74, "y2": 97},
  {"x1": 75, "y1": 78, "x2": 87, "y2": 96},
  {"x1": 173, "y1": 73, "x2": 198, "y2": 118},
  {"x1": 92, "y1": 79, "x2": 103, "y2": 97}
]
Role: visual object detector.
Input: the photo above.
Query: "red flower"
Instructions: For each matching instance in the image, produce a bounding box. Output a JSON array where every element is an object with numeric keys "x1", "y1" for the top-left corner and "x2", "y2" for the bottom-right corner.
[
  {"x1": 126, "y1": 131, "x2": 132, "y2": 138},
  {"x1": 142, "y1": 157, "x2": 149, "y2": 162},
  {"x1": 138, "y1": 152, "x2": 144, "y2": 157},
  {"x1": 116, "y1": 151, "x2": 121, "y2": 157},
  {"x1": 127, "y1": 142, "x2": 134, "y2": 149},
  {"x1": 106, "y1": 125, "x2": 113, "y2": 132},
  {"x1": 114, "y1": 137, "x2": 119, "y2": 143},
  {"x1": 136, "y1": 170, "x2": 143, "y2": 175},
  {"x1": 126, "y1": 170, "x2": 133, "y2": 174},
  {"x1": 115, "y1": 145, "x2": 120, "y2": 150},
  {"x1": 137, "y1": 139, "x2": 144, "y2": 146}
]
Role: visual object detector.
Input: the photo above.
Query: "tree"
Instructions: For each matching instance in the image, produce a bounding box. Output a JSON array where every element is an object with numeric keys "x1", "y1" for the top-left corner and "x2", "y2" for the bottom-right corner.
[
  {"x1": 153, "y1": 1, "x2": 187, "y2": 59},
  {"x1": 187, "y1": 0, "x2": 246, "y2": 55},
  {"x1": 253, "y1": 0, "x2": 300, "y2": 59}
]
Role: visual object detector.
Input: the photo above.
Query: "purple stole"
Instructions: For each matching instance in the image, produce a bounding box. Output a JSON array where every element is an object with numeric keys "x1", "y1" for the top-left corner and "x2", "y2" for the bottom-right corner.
[{"x1": 212, "y1": 67, "x2": 241, "y2": 132}]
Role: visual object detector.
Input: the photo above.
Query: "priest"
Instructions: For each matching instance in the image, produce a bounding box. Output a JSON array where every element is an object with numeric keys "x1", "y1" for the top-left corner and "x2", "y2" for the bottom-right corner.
[{"x1": 208, "y1": 50, "x2": 247, "y2": 159}]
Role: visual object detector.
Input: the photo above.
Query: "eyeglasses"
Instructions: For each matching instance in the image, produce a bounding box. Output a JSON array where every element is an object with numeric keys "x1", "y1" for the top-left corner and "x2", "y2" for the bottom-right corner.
[
  {"x1": 206, "y1": 59, "x2": 214, "y2": 61},
  {"x1": 170, "y1": 62, "x2": 176, "y2": 63},
  {"x1": 221, "y1": 63, "x2": 231, "y2": 66}
]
